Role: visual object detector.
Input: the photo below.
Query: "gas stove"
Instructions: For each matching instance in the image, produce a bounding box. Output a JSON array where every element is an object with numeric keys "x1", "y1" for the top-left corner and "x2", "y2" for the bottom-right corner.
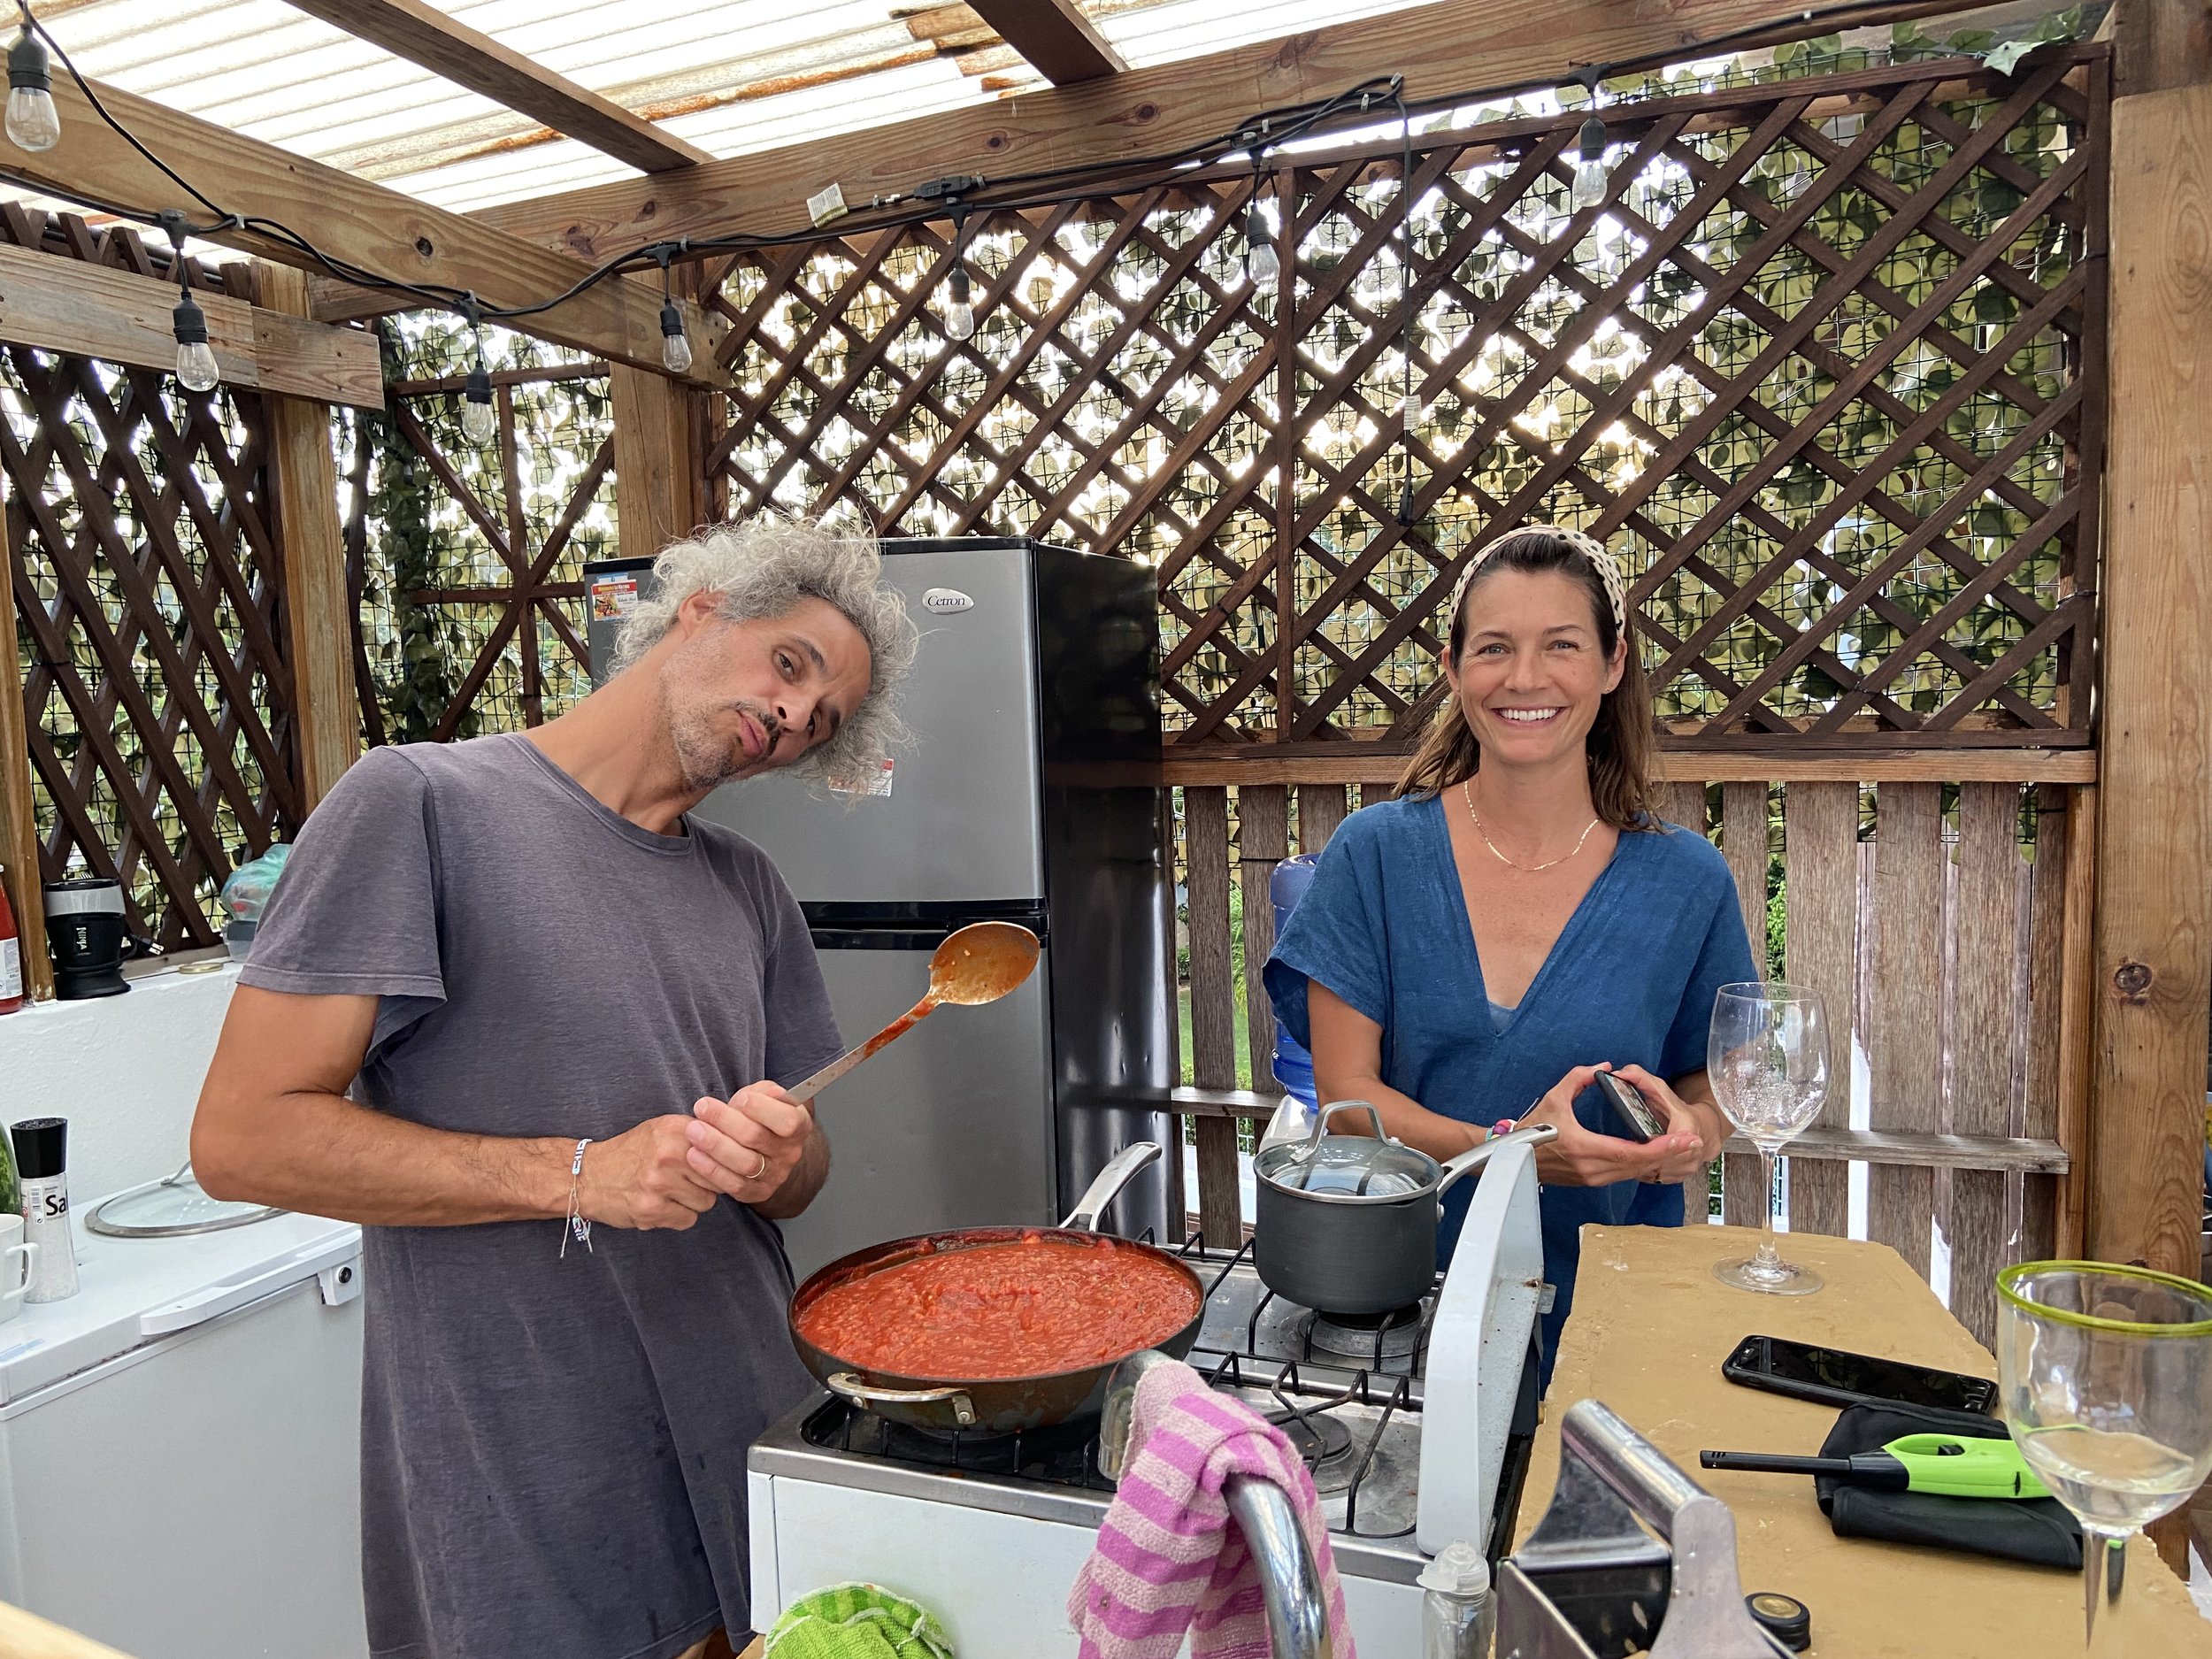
[{"x1": 748, "y1": 1131, "x2": 1549, "y2": 1655}]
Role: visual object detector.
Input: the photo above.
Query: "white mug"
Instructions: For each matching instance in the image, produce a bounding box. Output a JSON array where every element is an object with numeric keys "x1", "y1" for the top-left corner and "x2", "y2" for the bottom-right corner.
[{"x1": 0, "y1": 1214, "x2": 40, "y2": 1324}]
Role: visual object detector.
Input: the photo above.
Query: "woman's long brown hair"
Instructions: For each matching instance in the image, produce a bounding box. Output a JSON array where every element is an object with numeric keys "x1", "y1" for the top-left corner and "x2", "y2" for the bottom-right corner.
[{"x1": 1396, "y1": 527, "x2": 1657, "y2": 831}]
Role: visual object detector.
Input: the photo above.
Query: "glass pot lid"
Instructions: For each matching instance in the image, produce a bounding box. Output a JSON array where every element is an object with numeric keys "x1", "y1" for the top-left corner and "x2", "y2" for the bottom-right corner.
[
  {"x1": 1253, "y1": 1102, "x2": 1440, "y2": 1203},
  {"x1": 87, "y1": 1164, "x2": 286, "y2": 1237}
]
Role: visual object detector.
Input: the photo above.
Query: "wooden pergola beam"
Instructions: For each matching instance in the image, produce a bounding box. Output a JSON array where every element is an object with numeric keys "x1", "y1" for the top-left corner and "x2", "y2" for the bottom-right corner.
[
  {"x1": 0, "y1": 242, "x2": 384, "y2": 406},
  {"x1": 278, "y1": 0, "x2": 713, "y2": 174},
  {"x1": 968, "y1": 0, "x2": 1126, "y2": 86},
  {"x1": 475, "y1": 0, "x2": 1974, "y2": 259},
  {"x1": 0, "y1": 71, "x2": 731, "y2": 385}
]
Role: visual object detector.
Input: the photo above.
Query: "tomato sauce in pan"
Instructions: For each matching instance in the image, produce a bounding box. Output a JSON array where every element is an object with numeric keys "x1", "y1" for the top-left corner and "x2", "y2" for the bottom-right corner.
[{"x1": 796, "y1": 1233, "x2": 1201, "y2": 1380}]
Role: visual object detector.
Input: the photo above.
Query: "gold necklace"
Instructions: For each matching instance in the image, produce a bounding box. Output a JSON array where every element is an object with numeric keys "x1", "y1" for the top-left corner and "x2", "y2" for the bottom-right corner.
[{"x1": 1462, "y1": 779, "x2": 1600, "y2": 873}]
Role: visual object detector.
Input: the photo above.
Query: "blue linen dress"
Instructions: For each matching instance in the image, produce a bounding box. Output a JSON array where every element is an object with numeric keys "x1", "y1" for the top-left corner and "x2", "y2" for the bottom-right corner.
[{"x1": 1263, "y1": 792, "x2": 1757, "y2": 1376}]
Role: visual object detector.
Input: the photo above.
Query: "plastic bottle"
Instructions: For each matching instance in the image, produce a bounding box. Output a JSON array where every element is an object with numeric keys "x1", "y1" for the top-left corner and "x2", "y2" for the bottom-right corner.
[
  {"x1": 1418, "y1": 1540, "x2": 1494, "y2": 1659},
  {"x1": 0, "y1": 861, "x2": 21, "y2": 1015}
]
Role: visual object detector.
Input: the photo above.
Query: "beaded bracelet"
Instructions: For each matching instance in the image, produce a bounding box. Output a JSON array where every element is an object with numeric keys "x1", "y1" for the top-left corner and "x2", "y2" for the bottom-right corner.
[{"x1": 560, "y1": 1137, "x2": 593, "y2": 1258}]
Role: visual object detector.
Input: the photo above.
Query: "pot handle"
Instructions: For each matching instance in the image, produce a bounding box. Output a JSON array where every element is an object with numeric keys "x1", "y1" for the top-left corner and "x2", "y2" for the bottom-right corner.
[
  {"x1": 825, "y1": 1372, "x2": 978, "y2": 1428},
  {"x1": 1307, "y1": 1100, "x2": 1387, "y2": 1153},
  {"x1": 1060, "y1": 1141, "x2": 1163, "y2": 1232},
  {"x1": 1434, "y1": 1122, "x2": 1561, "y2": 1200}
]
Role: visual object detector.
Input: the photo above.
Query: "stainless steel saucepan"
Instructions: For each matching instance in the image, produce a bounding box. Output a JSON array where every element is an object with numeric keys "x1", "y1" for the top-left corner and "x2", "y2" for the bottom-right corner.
[{"x1": 1252, "y1": 1102, "x2": 1558, "y2": 1315}]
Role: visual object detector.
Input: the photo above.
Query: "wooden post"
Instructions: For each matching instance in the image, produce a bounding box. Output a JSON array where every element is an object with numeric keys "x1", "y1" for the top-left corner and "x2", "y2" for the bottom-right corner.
[
  {"x1": 611, "y1": 364, "x2": 707, "y2": 559},
  {"x1": 2085, "y1": 59, "x2": 2212, "y2": 1283},
  {"x1": 2096, "y1": 7, "x2": 2211, "y2": 1572},
  {"x1": 257, "y1": 264, "x2": 363, "y2": 810},
  {"x1": 0, "y1": 493, "x2": 52, "y2": 1000}
]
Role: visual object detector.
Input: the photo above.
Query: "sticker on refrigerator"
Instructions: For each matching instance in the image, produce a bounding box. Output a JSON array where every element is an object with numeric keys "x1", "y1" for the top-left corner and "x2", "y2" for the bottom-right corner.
[
  {"x1": 590, "y1": 576, "x2": 639, "y2": 620},
  {"x1": 921, "y1": 588, "x2": 974, "y2": 614},
  {"x1": 827, "y1": 757, "x2": 895, "y2": 798}
]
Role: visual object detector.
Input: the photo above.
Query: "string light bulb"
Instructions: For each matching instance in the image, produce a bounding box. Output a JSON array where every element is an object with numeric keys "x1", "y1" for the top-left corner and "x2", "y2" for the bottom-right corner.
[
  {"x1": 654, "y1": 244, "x2": 691, "y2": 374},
  {"x1": 1244, "y1": 198, "x2": 1279, "y2": 289},
  {"x1": 459, "y1": 300, "x2": 495, "y2": 442},
  {"x1": 942, "y1": 265, "x2": 975, "y2": 342},
  {"x1": 1571, "y1": 112, "x2": 1609, "y2": 211},
  {"x1": 5, "y1": 17, "x2": 58, "y2": 154},
  {"x1": 658, "y1": 299, "x2": 691, "y2": 374},
  {"x1": 171, "y1": 290, "x2": 217, "y2": 392},
  {"x1": 461, "y1": 365, "x2": 495, "y2": 442}
]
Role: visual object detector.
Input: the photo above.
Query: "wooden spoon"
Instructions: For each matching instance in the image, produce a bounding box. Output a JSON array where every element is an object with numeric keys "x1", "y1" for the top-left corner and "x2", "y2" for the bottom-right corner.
[{"x1": 785, "y1": 920, "x2": 1041, "y2": 1104}]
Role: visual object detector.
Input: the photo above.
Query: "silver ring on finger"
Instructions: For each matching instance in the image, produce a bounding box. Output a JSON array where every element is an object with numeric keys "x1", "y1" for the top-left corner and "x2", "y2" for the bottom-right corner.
[{"x1": 750, "y1": 1148, "x2": 768, "y2": 1182}]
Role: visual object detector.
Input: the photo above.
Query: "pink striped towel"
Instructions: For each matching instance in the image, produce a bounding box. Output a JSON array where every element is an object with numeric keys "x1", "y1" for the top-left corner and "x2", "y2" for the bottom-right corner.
[{"x1": 1066, "y1": 1358, "x2": 1358, "y2": 1659}]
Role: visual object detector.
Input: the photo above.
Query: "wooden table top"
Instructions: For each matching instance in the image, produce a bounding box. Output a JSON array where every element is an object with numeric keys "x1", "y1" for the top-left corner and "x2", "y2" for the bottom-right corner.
[{"x1": 1516, "y1": 1224, "x2": 2212, "y2": 1657}]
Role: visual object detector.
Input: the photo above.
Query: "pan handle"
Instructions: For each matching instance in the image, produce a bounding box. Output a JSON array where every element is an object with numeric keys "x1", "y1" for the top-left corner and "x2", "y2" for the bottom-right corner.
[
  {"x1": 1433, "y1": 1122, "x2": 1560, "y2": 1200},
  {"x1": 1060, "y1": 1141, "x2": 1163, "y2": 1232},
  {"x1": 825, "y1": 1372, "x2": 978, "y2": 1428}
]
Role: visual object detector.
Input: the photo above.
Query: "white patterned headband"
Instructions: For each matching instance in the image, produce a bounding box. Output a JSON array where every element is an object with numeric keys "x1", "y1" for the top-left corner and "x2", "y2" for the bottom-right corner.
[{"x1": 1445, "y1": 525, "x2": 1630, "y2": 640}]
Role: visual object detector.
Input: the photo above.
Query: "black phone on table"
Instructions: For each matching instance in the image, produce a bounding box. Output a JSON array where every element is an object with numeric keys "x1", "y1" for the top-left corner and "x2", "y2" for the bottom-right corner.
[
  {"x1": 1722, "y1": 1333, "x2": 1999, "y2": 1415},
  {"x1": 1595, "y1": 1071, "x2": 1667, "y2": 1142}
]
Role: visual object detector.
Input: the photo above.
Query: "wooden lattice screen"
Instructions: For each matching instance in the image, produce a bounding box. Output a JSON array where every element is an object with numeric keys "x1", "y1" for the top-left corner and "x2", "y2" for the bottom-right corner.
[
  {"x1": 342, "y1": 333, "x2": 616, "y2": 747},
  {"x1": 705, "y1": 47, "x2": 2104, "y2": 757},
  {"x1": 2, "y1": 209, "x2": 299, "y2": 947}
]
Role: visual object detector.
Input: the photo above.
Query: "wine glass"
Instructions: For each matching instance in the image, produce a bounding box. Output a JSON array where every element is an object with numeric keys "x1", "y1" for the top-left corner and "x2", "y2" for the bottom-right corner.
[
  {"x1": 1707, "y1": 981, "x2": 1830, "y2": 1295},
  {"x1": 1997, "y1": 1263, "x2": 2212, "y2": 1655}
]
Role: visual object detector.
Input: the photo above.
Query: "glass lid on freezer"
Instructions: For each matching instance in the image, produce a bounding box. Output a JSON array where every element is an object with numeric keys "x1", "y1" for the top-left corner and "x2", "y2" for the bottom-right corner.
[{"x1": 87, "y1": 1163, "x2": 286, "y2": 1237}]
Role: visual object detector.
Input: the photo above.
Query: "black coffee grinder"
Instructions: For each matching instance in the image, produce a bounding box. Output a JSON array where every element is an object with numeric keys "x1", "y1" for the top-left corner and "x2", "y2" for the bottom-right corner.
[{"x1": 42, "y1": 878, "x2": 134, "y2": 999}]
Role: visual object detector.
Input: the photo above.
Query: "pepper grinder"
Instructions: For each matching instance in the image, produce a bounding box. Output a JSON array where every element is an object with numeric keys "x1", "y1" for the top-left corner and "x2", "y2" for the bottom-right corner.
[{"x1": 12, "y1": 1118, "x2": 79, "y2": 1302}]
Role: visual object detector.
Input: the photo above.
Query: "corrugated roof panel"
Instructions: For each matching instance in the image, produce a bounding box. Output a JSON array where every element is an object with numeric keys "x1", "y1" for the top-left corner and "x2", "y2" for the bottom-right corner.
[{"x1": 19, "y1": 0, "x2": 1440, "y2": 218}]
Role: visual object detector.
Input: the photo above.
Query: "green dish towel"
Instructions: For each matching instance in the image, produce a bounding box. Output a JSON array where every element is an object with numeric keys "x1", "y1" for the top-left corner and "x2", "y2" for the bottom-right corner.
[{"x1": 764, "y1": 1584, "x2": 956, "y2": 1659}]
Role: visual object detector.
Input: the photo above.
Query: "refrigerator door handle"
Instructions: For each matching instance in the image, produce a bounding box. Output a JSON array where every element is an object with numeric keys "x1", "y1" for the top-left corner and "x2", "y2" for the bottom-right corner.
[{"x1": 138, "y1": 1234, "x2": 364, "y2": 1335}]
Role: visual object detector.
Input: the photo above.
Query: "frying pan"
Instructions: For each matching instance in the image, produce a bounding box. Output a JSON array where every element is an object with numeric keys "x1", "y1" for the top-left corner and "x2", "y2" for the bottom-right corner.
[{"x1": 787, "y1": 1143, "x2": 1203, "y2": 1434}]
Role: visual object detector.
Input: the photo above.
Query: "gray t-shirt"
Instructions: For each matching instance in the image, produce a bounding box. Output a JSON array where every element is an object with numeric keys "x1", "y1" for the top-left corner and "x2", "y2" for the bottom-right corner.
[{"x1": 241, "y1": 733, "x2": 842, "y2": 1659}]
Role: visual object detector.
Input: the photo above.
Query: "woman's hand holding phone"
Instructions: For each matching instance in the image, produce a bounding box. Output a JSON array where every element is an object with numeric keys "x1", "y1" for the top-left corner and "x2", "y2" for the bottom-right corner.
[{"x1": 1519, "y1": 1064, "x2": 1706, "y2": 1187}]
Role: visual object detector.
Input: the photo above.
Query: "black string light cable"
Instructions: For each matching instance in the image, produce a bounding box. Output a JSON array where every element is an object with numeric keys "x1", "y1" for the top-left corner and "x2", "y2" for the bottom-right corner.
[{"x1": 0, "y1": 0, "x2": 1990, "y2": 388}]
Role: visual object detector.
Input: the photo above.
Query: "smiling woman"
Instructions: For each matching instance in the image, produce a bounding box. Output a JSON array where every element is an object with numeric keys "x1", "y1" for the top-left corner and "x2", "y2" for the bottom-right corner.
[{"x1": 1263, "y1": 526, "x2": 1757, "y2": 1376}]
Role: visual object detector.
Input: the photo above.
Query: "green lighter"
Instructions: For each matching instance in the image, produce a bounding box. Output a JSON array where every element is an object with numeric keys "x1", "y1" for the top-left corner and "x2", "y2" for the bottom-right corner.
[{"x1": 1699, "y1": 1433, "x2": 2052, "y2": 1500}]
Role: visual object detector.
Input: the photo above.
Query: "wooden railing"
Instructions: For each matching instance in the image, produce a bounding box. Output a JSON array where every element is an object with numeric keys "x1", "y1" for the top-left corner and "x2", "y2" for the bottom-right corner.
[{"x1": 1163, "y1": 756, "x2": 2093, "y2": 1350}]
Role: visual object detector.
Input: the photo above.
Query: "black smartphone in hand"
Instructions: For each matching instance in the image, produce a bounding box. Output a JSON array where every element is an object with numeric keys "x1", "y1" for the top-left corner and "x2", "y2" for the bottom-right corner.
[{"x1": 1595, "y1": 1071, "x2": 1667, "y2": 1142}]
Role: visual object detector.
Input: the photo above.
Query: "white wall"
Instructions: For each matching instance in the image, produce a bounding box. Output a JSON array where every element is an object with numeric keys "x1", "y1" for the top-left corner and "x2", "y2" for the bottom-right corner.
[{"x1": 0, "y1": 964, "x2": 237, "y2": 1202}]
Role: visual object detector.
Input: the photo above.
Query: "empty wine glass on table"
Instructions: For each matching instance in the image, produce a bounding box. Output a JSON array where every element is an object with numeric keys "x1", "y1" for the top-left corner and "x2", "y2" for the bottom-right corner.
[
  {"x1": 1707, "y1": 981, "x2": 1830, "y2": 1295},
  {"x1": 1997, "y1": 1263, "x2": 2212, "y2": 1655}
]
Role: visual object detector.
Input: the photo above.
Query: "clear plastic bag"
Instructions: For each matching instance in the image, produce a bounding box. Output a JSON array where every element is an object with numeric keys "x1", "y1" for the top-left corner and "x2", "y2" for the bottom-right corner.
[{"x1": 219, "y1": 845, "x2": 291, "y2": 933}]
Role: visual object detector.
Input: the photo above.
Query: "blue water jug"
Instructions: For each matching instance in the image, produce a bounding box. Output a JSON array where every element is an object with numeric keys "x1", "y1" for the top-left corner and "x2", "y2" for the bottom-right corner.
[{"x1": 1270, "y1": 855, "x2": 1320, "y2": 1107}]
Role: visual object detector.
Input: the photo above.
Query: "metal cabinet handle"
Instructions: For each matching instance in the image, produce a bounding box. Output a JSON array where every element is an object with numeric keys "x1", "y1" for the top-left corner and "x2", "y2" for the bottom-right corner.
[{"x1": 824, "y1": 1372, "x2": 977, "y2": 1427}]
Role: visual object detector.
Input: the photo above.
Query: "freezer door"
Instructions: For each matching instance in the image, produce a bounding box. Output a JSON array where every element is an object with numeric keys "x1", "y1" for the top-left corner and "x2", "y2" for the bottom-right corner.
[
  {"x1": 693, "y1": 545, "x2": 1047, "y2": 905},
  {"x1": 0, "y1": 1274, "x2": 365, "y2": 1658},
  {"x1": 777, "y1": 941, "x2": 1056, "y2": 1281}
]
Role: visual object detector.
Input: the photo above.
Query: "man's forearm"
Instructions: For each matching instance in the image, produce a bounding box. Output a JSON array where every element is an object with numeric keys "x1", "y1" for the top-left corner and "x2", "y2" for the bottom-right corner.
[
  {"x1": 195, "y1": 1083, "x2": 572, "y2": 1226},
  {"x1": 752, "y1": 1120, "x2": 830, "y2": 1221}
]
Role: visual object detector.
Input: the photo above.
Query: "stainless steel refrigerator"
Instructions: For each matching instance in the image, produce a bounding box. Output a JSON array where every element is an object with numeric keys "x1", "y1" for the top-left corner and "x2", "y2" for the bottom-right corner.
[{"x1": 584, "y1": 536, "x2": 1171, "y2": 1275}]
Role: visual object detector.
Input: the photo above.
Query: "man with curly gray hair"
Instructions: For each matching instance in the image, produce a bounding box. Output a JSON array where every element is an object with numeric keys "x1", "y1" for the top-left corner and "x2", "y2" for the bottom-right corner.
[{"x1": 191, "y1": 516, "x2": 915, "y2": 1659}]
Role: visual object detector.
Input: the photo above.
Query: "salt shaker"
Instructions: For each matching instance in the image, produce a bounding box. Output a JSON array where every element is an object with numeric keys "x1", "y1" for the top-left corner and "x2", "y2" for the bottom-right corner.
[
  {"x1": 12, "y1": 1118, "x2": 79, "y2": 1303},
  {"x1": 1419, "y1": 1540, "x2": 1494, "y2": 1659}
]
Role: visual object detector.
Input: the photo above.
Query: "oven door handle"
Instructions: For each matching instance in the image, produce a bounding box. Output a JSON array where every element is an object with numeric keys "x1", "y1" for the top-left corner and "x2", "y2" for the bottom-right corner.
[
  {"x1": 824, "y1": 1372, "x2": 977, "y2": 1428},
  {"x1": 1225, "y1": 1474, "x2": 1334, "y2": 1659}
]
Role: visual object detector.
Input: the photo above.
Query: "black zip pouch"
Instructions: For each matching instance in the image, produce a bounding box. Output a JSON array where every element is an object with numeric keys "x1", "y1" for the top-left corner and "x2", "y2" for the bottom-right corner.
[{"x1": 1813, "y1": 1401, "x2": 2082, "y2": 1570}]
